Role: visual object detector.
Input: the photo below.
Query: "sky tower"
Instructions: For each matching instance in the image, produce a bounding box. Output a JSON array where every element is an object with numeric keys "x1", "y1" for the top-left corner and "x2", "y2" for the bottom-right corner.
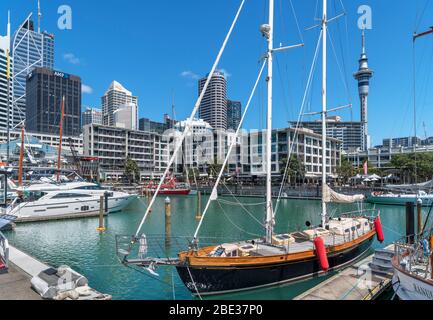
[{"x1": 354, "y1": 30, "x2": 374, "y2": 151}]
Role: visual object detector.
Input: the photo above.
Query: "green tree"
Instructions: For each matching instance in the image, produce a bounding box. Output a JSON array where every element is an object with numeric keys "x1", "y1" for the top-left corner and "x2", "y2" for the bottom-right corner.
[
  {"x1": 207, "y1": 157, "x2": 225, "y2": 178},
  {"x1": 337, "y1": 156, "x2": 356, "y2": 184},
  {"x1": 390, "y1": 153, "x2": 433, "y2": 183},
  {"x1": 124, "y1": 157, "x2": 140, "y2": 183},
  {"x1": 281, "y1": 155, "x2": 306, "y2": 185}
]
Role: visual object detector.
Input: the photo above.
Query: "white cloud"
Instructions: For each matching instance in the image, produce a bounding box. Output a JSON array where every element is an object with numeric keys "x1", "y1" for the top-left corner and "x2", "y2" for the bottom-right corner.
[
  {"x1": 180, "y1": 70, "x2": 200, "y2": 80},
  {"x1": 63, "y1": 53, "x2": 80, "y2": 65},
  {"x1": 81, "y1": 84, "x2": 93, "y2": 94},
  {"x1": 218, "y1": 68, "x2": 232, "y2": 78}
]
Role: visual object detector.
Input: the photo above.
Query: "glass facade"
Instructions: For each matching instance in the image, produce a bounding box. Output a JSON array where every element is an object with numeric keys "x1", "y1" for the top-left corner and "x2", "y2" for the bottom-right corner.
[
  {"x1": 12, "y1": 18, "x2": 54, "y2": 127},
  {"x1": 26, "y1": 68, "x2": 81, "y2": 137}
]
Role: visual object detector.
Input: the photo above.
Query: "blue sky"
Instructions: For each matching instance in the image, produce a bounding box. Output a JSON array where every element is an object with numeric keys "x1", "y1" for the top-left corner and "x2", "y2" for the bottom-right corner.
[{"x1": 1, "y1": 0, "x2": 432, "y2": 146}]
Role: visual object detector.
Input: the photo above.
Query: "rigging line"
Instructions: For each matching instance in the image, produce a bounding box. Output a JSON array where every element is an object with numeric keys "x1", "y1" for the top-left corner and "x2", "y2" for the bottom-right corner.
[
  {"x1": 186, "y1": 265, "x2": 203, "y2": 301},
  {"x1": 414, "y1": 0, "x2": 431, "y2": 32},
  {"x1": 220, "y1": 182, "x2": 266, "y2": 227},
  {"x1": 274, "y1": 30, "x2": 323, "y2": 217},
  {"x1": 218, "y1": 199, "x2": 266, "y2": 207},
  {"x1": 327, "y1": 29, "x2": 351, "y2": 103},
  {"x1": 216, "y1": 200, "x2": 263, "y2": 238},
  {"x1": 289, "y1": 0, "x2": 305, "y2": 43},
  {"x1": 134, "y1": 0, "x2": 246, "y2": 238},
  {"x1": 333, "y1": 0, "x2": 352, "y2": 104},
  {"x1": 275, "y1": 55, "x2": 292, "y2": 121},
  {"x1": 194, "y1": 60, "x2": 267, "y2": 240}
]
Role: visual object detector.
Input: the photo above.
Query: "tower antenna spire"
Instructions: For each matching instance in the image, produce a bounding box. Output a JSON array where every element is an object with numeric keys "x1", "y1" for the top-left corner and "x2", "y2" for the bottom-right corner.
[{"x1": 37, "y1": 0, "x2": 42, "y2": 33}]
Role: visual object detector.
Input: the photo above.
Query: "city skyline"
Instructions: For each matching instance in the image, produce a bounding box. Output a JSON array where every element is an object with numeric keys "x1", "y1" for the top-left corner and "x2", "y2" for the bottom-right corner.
[{"x1": 0, "y1": 0, "x2": 432, "y2": 146}]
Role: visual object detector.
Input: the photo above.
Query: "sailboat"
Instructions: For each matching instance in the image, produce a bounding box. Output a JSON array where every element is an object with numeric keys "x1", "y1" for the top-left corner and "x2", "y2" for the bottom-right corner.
[
  {"x1": 391, "y1": 26, "x2": 433, "y2": 301},
  {"x1": 120, "y1": 0, "x2": 382, "y2": 296}
]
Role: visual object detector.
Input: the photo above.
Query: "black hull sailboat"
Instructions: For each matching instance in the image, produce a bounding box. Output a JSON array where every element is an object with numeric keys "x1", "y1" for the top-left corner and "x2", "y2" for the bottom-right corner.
[{"x1": 176, "y1": 232, "x2": 375, "y2": 296}]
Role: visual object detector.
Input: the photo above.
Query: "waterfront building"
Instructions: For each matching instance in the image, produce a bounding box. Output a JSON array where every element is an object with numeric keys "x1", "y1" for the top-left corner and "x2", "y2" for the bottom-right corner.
[
  {"x1": 113, "y1": 103, "x2": 137, "y2": 130},
  {"x1": 346, "y1": 144, "x2": 433, "y2": 169},
  {"x1": 0, "y1": 129, "x2": 83, "y2": 160},
  {"x1": 353, "y1": 31, "x2": 374, "y2": 151},
  {"x1": 198, "y1": 71, "x2": 227, "y2": 130},
  {"x1": 11, "y1": 14, "x2": 54, "y2": 128},
  {"x1": 227, "y1": 100, "x2": 242, "y2": 131},
  {"x1": 382, "y1": 136, "x2": 421, "y2": 148},
  {"x1": 83, "y1": 124, "x2": 168, "y2": 180},
  {"x1": 82, "y1": 107, "x2": 103, "y2": 126},
  {"x1": 26, "y1": 67, "x2": 82, "y2": 137},
  {"x1": 290, "y1": 117, "x2": 362, "y2": 152},
  {"x1": 101, "y1": 81, "x2": 138, "y2": 127},
  {"x1": 247, "y1": 127, "x2": 341, "y2": 180},
  {"x1": 0, "y1": 14, "x2": 12, "y2": 130},
  {"x1": 139, "y1": 114, "x2": 177, "y2": 134}
]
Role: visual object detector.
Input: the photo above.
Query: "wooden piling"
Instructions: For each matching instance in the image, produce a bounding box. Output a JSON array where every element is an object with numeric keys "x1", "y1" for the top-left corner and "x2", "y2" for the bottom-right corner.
[
  {"x1": 97, "y1": 195, "x2": 106, "y2": 232},
  {"x1": 417, "y1": 199, "x2": 423, "y2": 235},
  {"x1": 165, "y1": 197, "x2": 171, "y2": 247},
  {"x1": 196, "y1": 191, "x2": 202, "y2": 220}
]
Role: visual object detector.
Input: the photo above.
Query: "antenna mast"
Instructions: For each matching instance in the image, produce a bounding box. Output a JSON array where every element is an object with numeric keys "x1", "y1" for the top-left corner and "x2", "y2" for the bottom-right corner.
[{"x1": 38, "y1": 0, "x2": 42, "y2": 33}]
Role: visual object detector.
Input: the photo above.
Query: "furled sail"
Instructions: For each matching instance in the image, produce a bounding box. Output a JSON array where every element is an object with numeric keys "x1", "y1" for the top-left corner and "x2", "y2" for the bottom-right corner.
[{"x1": 323, "y1": 184, "x2": 365, "y2": 204}]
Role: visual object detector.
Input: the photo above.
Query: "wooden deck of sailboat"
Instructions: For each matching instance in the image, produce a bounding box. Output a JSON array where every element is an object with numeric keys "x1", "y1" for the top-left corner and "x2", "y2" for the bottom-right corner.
[{"x1": 212, "y1": 219, "x2": 374, "y2": 258}]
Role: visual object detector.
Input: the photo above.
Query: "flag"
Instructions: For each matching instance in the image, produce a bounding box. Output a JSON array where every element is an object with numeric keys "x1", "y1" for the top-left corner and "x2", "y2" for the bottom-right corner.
[{"x1": 363, "y1": 161, "x2": 368, "y2": 176}]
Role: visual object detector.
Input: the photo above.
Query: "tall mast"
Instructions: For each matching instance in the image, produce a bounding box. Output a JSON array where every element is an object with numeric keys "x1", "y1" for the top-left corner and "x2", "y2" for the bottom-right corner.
[
  {"x1": 321, "y1": 0, "x2": 328, "y2": 227},
  {"x1": 57, "y1": 96, "x2": 65, "y2": 183},
  {"x1": 6, "y1": 48, "x2": 10, "y2": 166},
  {"x1": 265, "y1": 0, "x2": 275, "y2": 244},
  {"x1": 18, "y1": 126, "x2": 25, "y2": 188}
]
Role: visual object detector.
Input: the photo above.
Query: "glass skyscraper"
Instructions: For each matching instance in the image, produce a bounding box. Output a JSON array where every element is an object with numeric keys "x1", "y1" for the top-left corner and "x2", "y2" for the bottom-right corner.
[
  {"x1": 227, "y1": 100, "x2": 242, "y2": 131},
  {"x1": 12, "y1": 15, "x2": 54, "y2": 128}
]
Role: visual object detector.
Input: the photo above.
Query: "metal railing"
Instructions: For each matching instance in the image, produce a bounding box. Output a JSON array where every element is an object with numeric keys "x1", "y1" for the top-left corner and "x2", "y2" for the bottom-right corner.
[
  {"x1": 394, "y1": 232, "x2": 433, "y2": 280},
  {"x1": 0, "y1": 231, "x2": 9, "y2": 269}
]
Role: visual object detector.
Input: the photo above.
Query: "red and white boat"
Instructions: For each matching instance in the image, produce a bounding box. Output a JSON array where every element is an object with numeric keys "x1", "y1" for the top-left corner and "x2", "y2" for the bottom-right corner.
[{"x1": 144, "y1": 176, "x2": 191, "y2": 196}]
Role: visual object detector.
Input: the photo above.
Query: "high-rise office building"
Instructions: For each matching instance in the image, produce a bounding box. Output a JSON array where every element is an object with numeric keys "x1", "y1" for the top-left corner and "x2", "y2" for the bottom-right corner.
[
  {"x1": 0, "y1": 13, "x2": 12, "y2": 130},
  {"x1": 82, "y1": 107, "x2": 103, "y2": 126},
  {"x1": 26, "y1": 68, "x2": 81, "y2": 137},
  {"x1": 198, "y1": 71, "x2": 227, "y2": 130},
  {"x1": 227, "y1": 100, "x2": 241, "y2": 131},
  {"x1": 12, "y1": 14, "x2": 54, "y2": 127},
  {"x1": 291, "y1": 117, "x2": 362, "y2": 152},
  {"x1": 101, "y1": 81, "x2": 138, "y2": 127},
  {"x1": 113, "y1": 103, "x2": 138, "y2": 131},
  {"x1": 353, "y1": 30, "x2": 374, "y2": 151}
]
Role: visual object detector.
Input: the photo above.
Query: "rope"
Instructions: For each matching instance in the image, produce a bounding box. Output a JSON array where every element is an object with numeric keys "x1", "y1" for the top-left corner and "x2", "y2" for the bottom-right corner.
[
  {"x1": 274, "y1": 29, "x2": 323, "y2": 217},
  {"x1": 134, "y1": 0, "x2": 246, "y2": 238},
  {"x1": 194, "y1": 60, "x2": 267, "y2": 239},
  {"x1": 187, "y1": 265, "x2": 203, "y2": 301},
  {"x1": 220, "y1": 183, "x2": 266, "y2": 227},
  {"x1": 216, "y1": 201, "x2": 263, "y2": 238}
]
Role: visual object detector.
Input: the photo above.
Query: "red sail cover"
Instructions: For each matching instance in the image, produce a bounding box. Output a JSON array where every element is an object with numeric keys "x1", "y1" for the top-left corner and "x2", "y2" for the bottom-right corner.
[{"x1": 314, "y1": 237, "x2": 329, "y2": 271}]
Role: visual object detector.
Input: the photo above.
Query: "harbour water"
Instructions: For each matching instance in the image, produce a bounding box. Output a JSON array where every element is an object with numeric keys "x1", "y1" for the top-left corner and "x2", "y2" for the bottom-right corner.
[{"x1": 4, "y1": 196, "x2": 411, "y2": 300}]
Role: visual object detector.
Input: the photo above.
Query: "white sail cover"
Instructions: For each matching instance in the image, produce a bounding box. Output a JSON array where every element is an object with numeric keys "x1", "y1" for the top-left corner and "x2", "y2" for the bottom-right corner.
[{"x1": 323, "y1": 184, "x2": 365, "y2": 204}]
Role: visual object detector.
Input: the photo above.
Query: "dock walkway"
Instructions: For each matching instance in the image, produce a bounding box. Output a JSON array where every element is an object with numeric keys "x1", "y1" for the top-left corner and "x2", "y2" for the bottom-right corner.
[
  {"x1": 294, "y1": 245, "x2": 395, "y2": 300},
  {"x1": 1, "y1": 245, "x2": 111, "y2": 300}
]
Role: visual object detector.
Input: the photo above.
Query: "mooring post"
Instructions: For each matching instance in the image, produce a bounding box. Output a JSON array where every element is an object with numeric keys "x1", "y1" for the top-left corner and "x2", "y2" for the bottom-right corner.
[
  {"x1": 196, "y1": 191, "x2": 202, "y2": 220},
  {"x1": 165, "y1": 197, "x2": 171, "y2": 246},
  {"x1": 417, "y1": 198, "x2": 423, "y2": 235},
  {"x1": 406, "y1": 202, "x2": 415, "y2": 244},
  {"x1": 97, "y1": 195, "x2": 106, "y2": 232}
]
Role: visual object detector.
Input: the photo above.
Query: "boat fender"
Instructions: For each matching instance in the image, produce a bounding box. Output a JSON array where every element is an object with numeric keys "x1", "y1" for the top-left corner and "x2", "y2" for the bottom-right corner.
[
  {"x1": 374, "y1": 216, "x2": 385, "y2": 243},
  {"x1": 314, "y1": 237, "x2": 329, "y2": 272}
]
